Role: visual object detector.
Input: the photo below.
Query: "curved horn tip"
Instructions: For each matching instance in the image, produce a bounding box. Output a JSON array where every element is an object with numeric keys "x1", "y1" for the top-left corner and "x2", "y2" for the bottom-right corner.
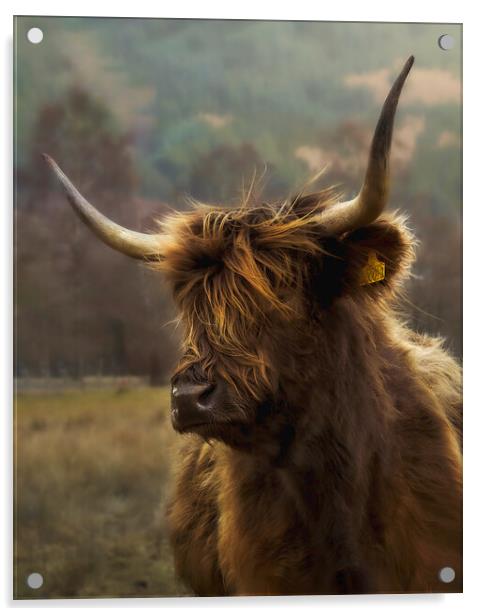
[
  {"x1": 42, "y1": 152, "x2": 55, "y2": 167},
  {"x1": 392, "y1": 56, "x2": 415, "y2": 93},
  {"x1": 405, "y1": 55, "x2": 415, "y2": 70},
  {"x1": 397, "y1": 55, "x2": 415, "y2": 85},
  {"x1": 42, "y1": 153, "x2": 63, "y2": 178}
]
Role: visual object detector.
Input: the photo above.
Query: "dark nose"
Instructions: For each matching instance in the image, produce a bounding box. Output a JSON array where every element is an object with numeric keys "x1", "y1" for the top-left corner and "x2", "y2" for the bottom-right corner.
[{"x1": 171, "y1": 378, "x2": 217, "y2": 431}]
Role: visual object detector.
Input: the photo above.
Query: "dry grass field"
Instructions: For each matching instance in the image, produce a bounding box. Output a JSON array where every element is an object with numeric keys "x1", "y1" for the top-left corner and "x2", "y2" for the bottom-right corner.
[{"x1": 14, "y1": 386, "x2": 191, "y2": 599}]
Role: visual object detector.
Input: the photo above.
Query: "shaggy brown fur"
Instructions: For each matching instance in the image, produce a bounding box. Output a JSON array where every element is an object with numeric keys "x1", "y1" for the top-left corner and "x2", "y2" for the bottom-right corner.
[{"x1": 161, "y1": 191, "x2": 462, "y2": 595}]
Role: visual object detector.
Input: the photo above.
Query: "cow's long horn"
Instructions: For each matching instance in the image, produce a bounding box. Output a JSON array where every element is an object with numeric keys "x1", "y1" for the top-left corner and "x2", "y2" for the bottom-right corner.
[
  {"x1": 43, "y1": 154, "x2": 161, "y2": 260},
  {"x1": 319, "y1": 55, "x2": 414, "y2": 236}
]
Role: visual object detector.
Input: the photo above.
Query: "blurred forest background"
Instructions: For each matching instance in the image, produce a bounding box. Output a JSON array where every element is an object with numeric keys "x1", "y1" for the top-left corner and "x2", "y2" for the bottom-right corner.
[
  {"x1": 15, "y1": 18, "x2": 462, "y2": 381},
  {"x1": 13, "y1": 18, "x2": 461, "y2": 599}
]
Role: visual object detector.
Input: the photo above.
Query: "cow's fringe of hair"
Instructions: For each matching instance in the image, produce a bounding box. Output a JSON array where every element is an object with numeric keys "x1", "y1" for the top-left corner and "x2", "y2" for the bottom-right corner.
[{"x1": 153, "y1": 183, "x2": 347, "y2": 396}]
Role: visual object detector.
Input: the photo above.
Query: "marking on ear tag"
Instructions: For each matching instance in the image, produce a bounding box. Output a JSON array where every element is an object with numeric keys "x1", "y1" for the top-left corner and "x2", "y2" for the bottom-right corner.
[{"x1": 360, "y1": 251, "x2": 385, "y2": 286}]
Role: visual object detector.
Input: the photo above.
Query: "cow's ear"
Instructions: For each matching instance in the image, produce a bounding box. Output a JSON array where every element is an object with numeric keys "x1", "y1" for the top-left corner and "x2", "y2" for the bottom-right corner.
[{"x1": 314, "y1": 215, "x2": 416, "y2": 304}]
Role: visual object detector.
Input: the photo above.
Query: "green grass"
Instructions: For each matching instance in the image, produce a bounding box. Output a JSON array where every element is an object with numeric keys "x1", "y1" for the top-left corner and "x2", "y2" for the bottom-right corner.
[{"x1": 14, "y1": 386, "x2": 190, "y2": 599}]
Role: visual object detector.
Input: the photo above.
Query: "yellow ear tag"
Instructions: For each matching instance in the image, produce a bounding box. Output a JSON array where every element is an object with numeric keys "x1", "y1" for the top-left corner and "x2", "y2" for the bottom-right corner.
[{"x1": 359, "y1": 251, "x2": 385, "y2": 286}]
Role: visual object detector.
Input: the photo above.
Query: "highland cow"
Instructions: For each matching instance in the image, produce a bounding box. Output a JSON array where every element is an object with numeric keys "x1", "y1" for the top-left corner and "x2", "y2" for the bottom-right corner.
[{"x1": 45, "y1": 55, "x2": 462, "y2": 595}]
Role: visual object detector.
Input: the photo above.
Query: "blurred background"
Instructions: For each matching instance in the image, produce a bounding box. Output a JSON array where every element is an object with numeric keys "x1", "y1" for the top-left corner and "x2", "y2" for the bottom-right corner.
[{"x1": 13, "y1": 17, "x2": 462, "y2": 599}]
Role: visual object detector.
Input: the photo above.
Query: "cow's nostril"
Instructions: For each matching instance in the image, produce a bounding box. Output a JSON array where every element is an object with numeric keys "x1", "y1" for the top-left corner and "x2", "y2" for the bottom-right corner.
[{"x1": 197, "y1": 383, "x2": 216, "y2": 407}]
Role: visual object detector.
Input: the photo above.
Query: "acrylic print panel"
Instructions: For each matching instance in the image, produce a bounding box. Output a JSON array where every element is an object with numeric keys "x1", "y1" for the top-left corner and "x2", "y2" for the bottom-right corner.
[{"x1": 13, "y1": 17, "x2": 462, "y2": 598}]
